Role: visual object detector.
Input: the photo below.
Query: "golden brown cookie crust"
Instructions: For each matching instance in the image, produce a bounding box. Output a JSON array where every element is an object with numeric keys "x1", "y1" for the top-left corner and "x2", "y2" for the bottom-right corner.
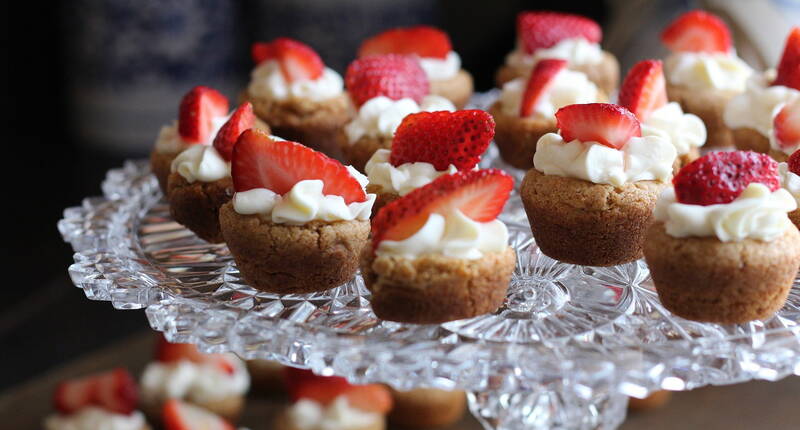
[
  {"x1": 495, "y1": 51, "x2": 619, "y2": 96},
  {"x1": 731, "y1": 127, "x2": 771, "y2": 154},
  {"x1": 150, "y1": 149, "x2": 182, "y2": 195},
  {"x1": 644, "y1": 222, "x2": 800, "y2": 324},
  {"x1": 388, "y1": 388, "x2": 466, "y2": 429},
  {"x1": 167, "y1": 173, "x2": 232, "y2": 243},
  {"x1": 673, "y1": 147, "x2": 701, "y2": 174},
  {"x1": 666, "y1": 82, "x2": 739, "y2": 148},
  {"x1": 141, "y1": 395, "x2": 244, "y2": 426},
  {"x1": 520, "y1": 169, "x2": 664, "y2": 266},
  {"x1": 219, "y1": 202, "x2": 370, "y2": 294},
  {"x1": 790, "y1": 209, "x2": 800, "y2": 230},
  {"x1": 490, "y1": 101, "x2": 557, "y2": 170},
  {"x1": 274, "y1": 408, "x2": 385, "y2": 430},
  {"x1": 246, "y1": 360, "x2": 285, "y2": 396},
  {"x1": 366, "y1": 184, "x2": 400, "y2": 218},
  {"x1": 361, "y1": 247, "x2": 515, "y2": 324},
  {"x1": 429, "y1": 69, "x2": 474, "y2": 109},
  {"x1": 769, "y1": 149, "x2": 790, "y2": 162},
  {"x1": 339, "y1": 131, "x2": 393, "y2": 173},
  {"x1": 627, "y1": 390, "x2": 672, "y2": 411}
]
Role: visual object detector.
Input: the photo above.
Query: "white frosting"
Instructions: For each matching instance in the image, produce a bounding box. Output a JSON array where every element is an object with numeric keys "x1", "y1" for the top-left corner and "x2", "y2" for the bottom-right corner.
[
  {"x1": 344, "y1": 95, "x2": 456, "y2": 143},
  {"x1": 779, "y1": 162, "x2": 800, "y2": 206},
  {"x1": 248, "y1": 60, "x2": 344, "y2": 102},
  {"x1": 533, "y1": 133, "x2": 676, "y2": 187},
  {"x1": 140, "y1": 355, "x2": 249, "y2": 404},
  {"x1": 364, "y1": 149, "x2": 457, "y2": 196},
  {"x1": 376, "y1": 209, "x2": 509, "y2": 260},
  {"x1": 155, "y1": 115, "x2": 230, "y2": 154},
  {"x1": 641, "y1": 102, "x2": 707, "y2": 155},
  {"x1": 664, "y1": 51, "x2": 753, "y2": 92},
  {"x1": 170, "y1": 145, "x2": 230, "y2": 183},
  {"x1": 418, "y1": 51, "x2": 461, "y2": 80},
  {"x1": 654, "y1": 183, "x2": 795, "y2": 242},
  {"x1": 288, "y1": 397, "x2": 381, "y2": 430},
  {"x1": 44, "y1": 408, "x2": 146, "y2": 430},
  {"x1": 505, "y1": 38, "x2": 603, "y2": 71},
  {"x1": 498, "y1": 69, "x2": 601, "y2": 118}
]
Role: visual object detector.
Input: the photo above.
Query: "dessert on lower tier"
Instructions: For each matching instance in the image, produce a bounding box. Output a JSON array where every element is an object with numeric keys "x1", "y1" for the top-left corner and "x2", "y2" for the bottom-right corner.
[
  {"x1": 277, "y1": 368, "x2": 392, "y2": 430},
  {"x1": 490, "y1": 58, "x2": 605, "y2": 169},
  {"x1": 362, "y1": 169, "x2": 515, "y2": 324},
  {"x1": 387, "y1": 388, "x2": 466, "y2": 429},
  {"x1": 778, "y1": 150, "x2": 800, "y2": 228},
  {"x1": 243, "y1": 37, "x2": 352, "y2": 158},
  {"x1": 724, "y1": 28, "x2": 800, "y2": 160},
  {"x1": 246, "y1": 359, "x2": 286, "y2": 396},
  {"x1": 339, "y1": 54, "x2": 455, "y2": 171},
  {"x1": 364, "y1": 109, "x2": 494, "y2": 214},
  {"x1": 139, "y1": 336, "x2": 249, "y2": 424},
  {"x1": 520, "y1": 103, "x2": 676, "y2": 266},
  {"x1": 358, "y1": 25, "x2": 474, "y2": 108},
  {"x1": 220, "y1": 130, "x2": 374, "y2": 294},
  {"x1": 661, "y1": 10, "x2": 753, "y2": 148},
  {"x1": 46, "y1": 368, "x2": 149, "y2": 430},
  {"x1": 496, "y1": 11, "x2": 619, "y2": 96},
  {"x1": 644, "y1": 151, "x2": 800, "y2": 324},
  {"x1": 162, "y1": 399, "x2": 234, "y2": 430},
  {"x1": 619, "y1": 59, "x2": 706, "y2": 172}
]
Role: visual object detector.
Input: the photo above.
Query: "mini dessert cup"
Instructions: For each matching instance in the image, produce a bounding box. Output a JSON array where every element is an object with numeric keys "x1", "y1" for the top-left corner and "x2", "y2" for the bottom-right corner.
[
  {"x1": 387, "y1": 388, "x2": 466, "y2": 429},
  {"x1": 497, "y1": 51, "x2": 619, "y2": 97},
  {"x1": 246, "y1": 360, "x2": 285, "y2": 396},
  {"x1": 779, "y1": 156, "x2": 800, "y2": 229},
  {"x1": 168, "y1": 173, "x2": 232, "y2": 243}
]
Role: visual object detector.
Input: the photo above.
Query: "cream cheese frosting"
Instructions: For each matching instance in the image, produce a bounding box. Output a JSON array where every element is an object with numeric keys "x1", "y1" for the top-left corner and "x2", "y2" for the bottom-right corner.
[
  {"x1": 533, "y1": 133, "x2": 676, "y2": 187},
  {"x1": 288, "y1": 397, "x2": 381, "y2": 430},
  {"x1": 418, "y1": 51, "x2": 461, "y2": 80},
  {"x1": 498, "y1": 69, "x2": 601, "y2": 118},
  {"x1": 344, "y1": 95, "x2": 455, "y2": 143},
  {"x1": 376, "y1": 209, "x2": 509, "y2": 260},
  {"x1": 779, "y1": 162, "x2": 800, "y2": 206},
  {"x1": 248, "y1": 60, "x2": 344, "y2": 102},
  {"x1": 45, "y1": 408, "x2": 146, "y2": 430},
  {"x1": 155, "y1": 115, "x2": 230, "y2": 154},
  {"x1": 654, "y1": 183, "x2": 796, "y2": 242},
  {"x1": 641, "y1": 102, "x2": 706, "y2": 155},
  {"x1": 170, "y1": 145, "x2": 229, "y2": 183},
  {"x1": 506, "y1": 38, "x2": 604, "y2": 71},
  {"x1": 140, "y1": 355, "x2": 249, "y2": 404},
  {"x1": 364, "y1": 149, "x2": 458, "y2": 196},
  {"x1": 664, "y1": 51, "x2": 752, "y2": 92}
]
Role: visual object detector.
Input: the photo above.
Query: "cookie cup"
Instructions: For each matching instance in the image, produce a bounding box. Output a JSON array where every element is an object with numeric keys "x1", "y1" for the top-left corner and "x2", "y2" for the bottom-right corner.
[
  {"x1": 387, "y1": 388, "x2": 466, "y2": 429},
  {"x1": 429, "y1": 69, "x2": 474, "y2": 109},
  {"x1": 167, "y1": 173, "x2": 232, "y2": 243},
  {"x1": 338, "y1": 132, "x2": 393, "y2": 173},
  {"x1": 790, "y1": 210, "x2": 800, "y2": 230},
  {"x1": 667, "y1": 82, "x2": 738, "y2": 148},
  {"x1": 673, "y1": 147, "x2": 701, "y2": 174},
  {"x1": 520, "y1": 169, "x2": 664, "y2": 266},
  {"x1": 150, "y1": 149, "x2": 184, "y2": 195},
  {"x1": 495, "y1": 51, "x2": 619, "y2": 96},
  {"x1": 274, "y1": 408, "x2": 384, "y2": 430},
  {"x1": 365, "y1": 184, "x2": 400, "y2": 217},
  {"x1": 246, "y1": 360, "x2": 285, "y2": 396},
  {"x1": 141, "y1": 395, "x2": 244, "y2": 426},
  {"x1": 219, "y1": 202, "x2": 370, "y2": 294}
]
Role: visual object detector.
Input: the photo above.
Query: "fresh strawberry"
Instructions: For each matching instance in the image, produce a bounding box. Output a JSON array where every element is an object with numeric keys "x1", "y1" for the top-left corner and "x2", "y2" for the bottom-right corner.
[
  {"x1": 618, "y1": 59, "x2": 668, "y2": 122},
  {"x1": 372, "y1": 169, "x2": 513, "y2": 249},
  {"x1": 178, "y1": 86, "x2": 229, "y2": 144},
  {"x1": 673, "y1": 151, "x2": 779, "y2": 206},
  {"x1": 213, "y1": 102, "x2": 255, "y2": 161},
  {"x1": 774, "y1": 27, "x2": 800, "y2": 90},
  {"x1": 788, "y1": 149, "x2": 800, "y2": 175},
  {"x1": 660, "y1": 10, "x2": 731, "y2": 53},
  {"x1": 519, "y1": 58, "x2": 568, "y2": 117},
  {"x1": 358, "y1": 26, "x2": 452, "y2": 59},
  {"x1": 774, "y1": 99, "x2": 800, "y2": 150},
  {"x1": 250, "y1": 38, "x2": 324, "y2": 82},
  {"x1": 53, "y1": 368, "x2": 138, "y2": 415},
  {"x1": 163, "y1": 399, "x2": 234, "y2": 430},
  {"x1": 345, "y1": 54, "x2": 429, "y2": 107},
  {"x1": 155, "y1": 335, "x2": 236, "y2": 375},
  {"x1": 285, "y1": 368, "x2": 392, "y2": 414},
  {"x1": 389, "y1": 110, "x2": 494, "y2": 170},
  {"x1": 516, "y1": 11, "x2": 602, "y2": 54},
  {"x1": 555, "y1": 103, "x2": 641, "y2": 149},
  {"x1": 232, "y1": 129, "x2": 367, "y2": 203},
  {"x1": 339, "y1": 384, "x2": 393, "y2": 414}
]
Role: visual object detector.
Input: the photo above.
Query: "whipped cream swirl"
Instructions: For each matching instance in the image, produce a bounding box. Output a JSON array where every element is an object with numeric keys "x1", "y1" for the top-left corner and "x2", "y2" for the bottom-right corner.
[
  {"x1": 364, "y1": 149, "x2": 458, "y2": 196},
  {"x1": 248, "y1": 60, "x2": 344, "y2": 102},
  {"x1": 418, "y1": 51, "x2": 461, "y2": 80},
  {"x1": 498, "y1": 69, "x2": 601, "y2": 118},
  {"x1": 664, "y1": 51, "x2": 753, "y2": 92},
  {"x1": 344, "y1": 95, "x2": 455, "y2": 143},
  {"x1": 779, "y1": 162, "x2": 800, "y2": 206},
  {"x1": 140, "y1": 355, "x2": 250, "y2": 404},
  {"x1": 288, "y1": 397, "x2": 381, "y2": 430},
  {"x1": 170, "y1": 145, "x2": 229, "y2": 183},
  {"x1": 45, "y1": 408, "x2": 146, "y2": 430},
  {"x1": 506, "y1": 38, "x2": 604, "y2": 71},
  {"x1": 155, "y1": 115, "x2": 230, "y2": 154},
  {"x1": 641, "y1": 102, "x2": 706, "y2": 155}
]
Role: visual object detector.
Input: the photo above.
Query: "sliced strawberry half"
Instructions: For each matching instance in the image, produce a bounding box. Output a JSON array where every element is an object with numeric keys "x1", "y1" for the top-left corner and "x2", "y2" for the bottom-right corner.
[
  {"x1": 389, "y1": 110, "x2": 494, "y2": 170},
  {"x1": 788, "y1": 149, "x2": 800, "y2": 175},
  {"x1": 250, "y1": 38, "x2": 324, "y2": 82},
  {"x1": 213, "y1": 102, "x2": 255, "y2": 161},
  {"x1": 358, "y1": 26, "x2": 452, "y2": 59},
  {"x1": 774, "y1": 27, "x2": 800, "y2": 90},
  {"x1": 371, "y1": 169, "x2": 513, "y2": 250},
  {"x1": 661, "y1": 10, "x2": 731, "y2": 53},
  {"x1": 178, "y1": 86, "x2": 229, "y2": 144},
  {"x1": 53, "y1": 368, "x2": 138, "y2": 415},
  {"x1": 673, "y1": 151, "x2": 779, "y2": 206},
  {"x1": 155, "y1": 335, "x2": 235, "y2": 375},
  {"x1": 618, "y1": 59, "x2": 668, "y2": 122},
  {"x1": 516, "y1": 11, "x2": 602, "y2": 54},
  {"x1": 232, "y1": 129, "x2": 367, "y2": 203},
  {"x1": 345, "y1": 54, "x2": 429, "y2": 107},
  {"x1": 53, "y1": 375, "x2": 97, "y2": 414},
  {"x1": 284, "y1": 368, "x2": 392, "y2": 414},
  {"x1": 519, "y1": 58, "x2": 568, "y2": 117},
  {"x1": 555, "y1": 103, "x2": 641, "y2": 149},
  {"x1": 774, "y1": 99, "x2": 800, "y2": 150},
  {"x1": 163, "y1": 399, "x2": 234, "y2": 430}
]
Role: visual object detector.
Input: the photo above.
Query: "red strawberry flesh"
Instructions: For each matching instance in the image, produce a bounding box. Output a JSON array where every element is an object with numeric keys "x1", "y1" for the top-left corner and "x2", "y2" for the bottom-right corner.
[
  {"x1": 517, "y1": 11, "x2": 601, "y2": 54},
  {"x1": 213, "y1": 102, "x2": 255, "y2": 161},
  {"x1": 774, "y1": 99, "x2": 800, "y2": 150},
  {"x1": 774, "y1": 27, "x2": 800, "y2": 90},
  {"x1": 788, "y1": 149, "x2": 800, "y2": 175},
  {"x1": 519, "y1": 58, "x2": 568, "y2": 117},
  {"x1": 661, "y1": 10, "x2": 731, "y2": 53},
  {"x1": 359, "y1": 26, "x2": 452, "y2": 59},
  {"x1": 555, "y1": 103, "x2": 641, "y2": 149},
  {"x1": 345, "y1": 54, "x2": 429, "y2": 107},
  {"x1": 618, "y1": 59, "x2": 668, "y2": 122},
  {"x1": 178, "y1": 86, "x2": 229, "y2": 144},
  {"x1": 673, "y1": 151, "x2": 780, "y2": 206}
]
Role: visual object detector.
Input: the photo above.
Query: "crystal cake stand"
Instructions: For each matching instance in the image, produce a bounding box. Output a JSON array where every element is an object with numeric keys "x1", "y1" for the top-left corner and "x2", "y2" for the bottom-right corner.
[{"x1": 59, "y1": 93, "x2": 800, "y2": 430}]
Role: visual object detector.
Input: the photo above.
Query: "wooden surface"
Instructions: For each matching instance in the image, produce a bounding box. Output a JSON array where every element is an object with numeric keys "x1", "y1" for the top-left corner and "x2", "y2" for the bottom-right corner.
[{"x1": 2, "y1": 330, "x2": 799, "y2": 429}]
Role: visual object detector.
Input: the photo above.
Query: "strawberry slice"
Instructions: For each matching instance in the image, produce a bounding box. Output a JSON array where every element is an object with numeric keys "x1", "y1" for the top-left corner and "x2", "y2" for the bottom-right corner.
[
  {"x1": 774, "y1": 99, "x2": 800, "y2": 150},
  {"x1": 555, "y1": 103, "x2": 641, "y2": 149},
  {"x1": 163, "y1": 399, "x2": 234, "y2": 430},
  {"x1": 250, "y1": 38, "x2": 324, "y2": 82},
  {"x1": 516, "y1": 11, "x2": 602, "y2": 54},
  {"x1": 231, "y1": 129, "x2": 367, "y2": 203},
  {"x1": 371, "y1": 169, "x2": 513, "y2": 249},
  {"x1": 788, "y1": 149, "x2": 800, "y2": 175},
  {"x1": 618, "y1": 59, "x2": 668, "y2": 122},
  {"x1": 53, "y1": 368, "x2": 138, "y2": 415},
  {"x1": 661, "y1": 10, "x2": 731, "y2": 53},
  {"x1": 345, "y1": 54, "x2": 429, "y2": 107},
  {"x1": 178, "y1": 86, "x2": 229, "y2": 144},
  {"x1": 673, "y1": 151, "x2": 779, "y2": 206},
  {"x1": 213, "y1": 102, "x2": 255, "y2": 161},
  {"x1": 389, "y1": 110, "x2": 494, "y2": 170},
  {"x1": 774, "y1": 27, "x2": 800, "y2": 90},
  {"x1": 284, "y1": 368, "x2": 392, "y2": 414},
  {"x1": 358, "y1": 26, "x2": 452, "y2": 59},
  {"x1": 519, "y1": 58, "x2": 568, "y2": 117},
  {"x1": 156, "y1": 335, "x2": 236, "y2": 375}
]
